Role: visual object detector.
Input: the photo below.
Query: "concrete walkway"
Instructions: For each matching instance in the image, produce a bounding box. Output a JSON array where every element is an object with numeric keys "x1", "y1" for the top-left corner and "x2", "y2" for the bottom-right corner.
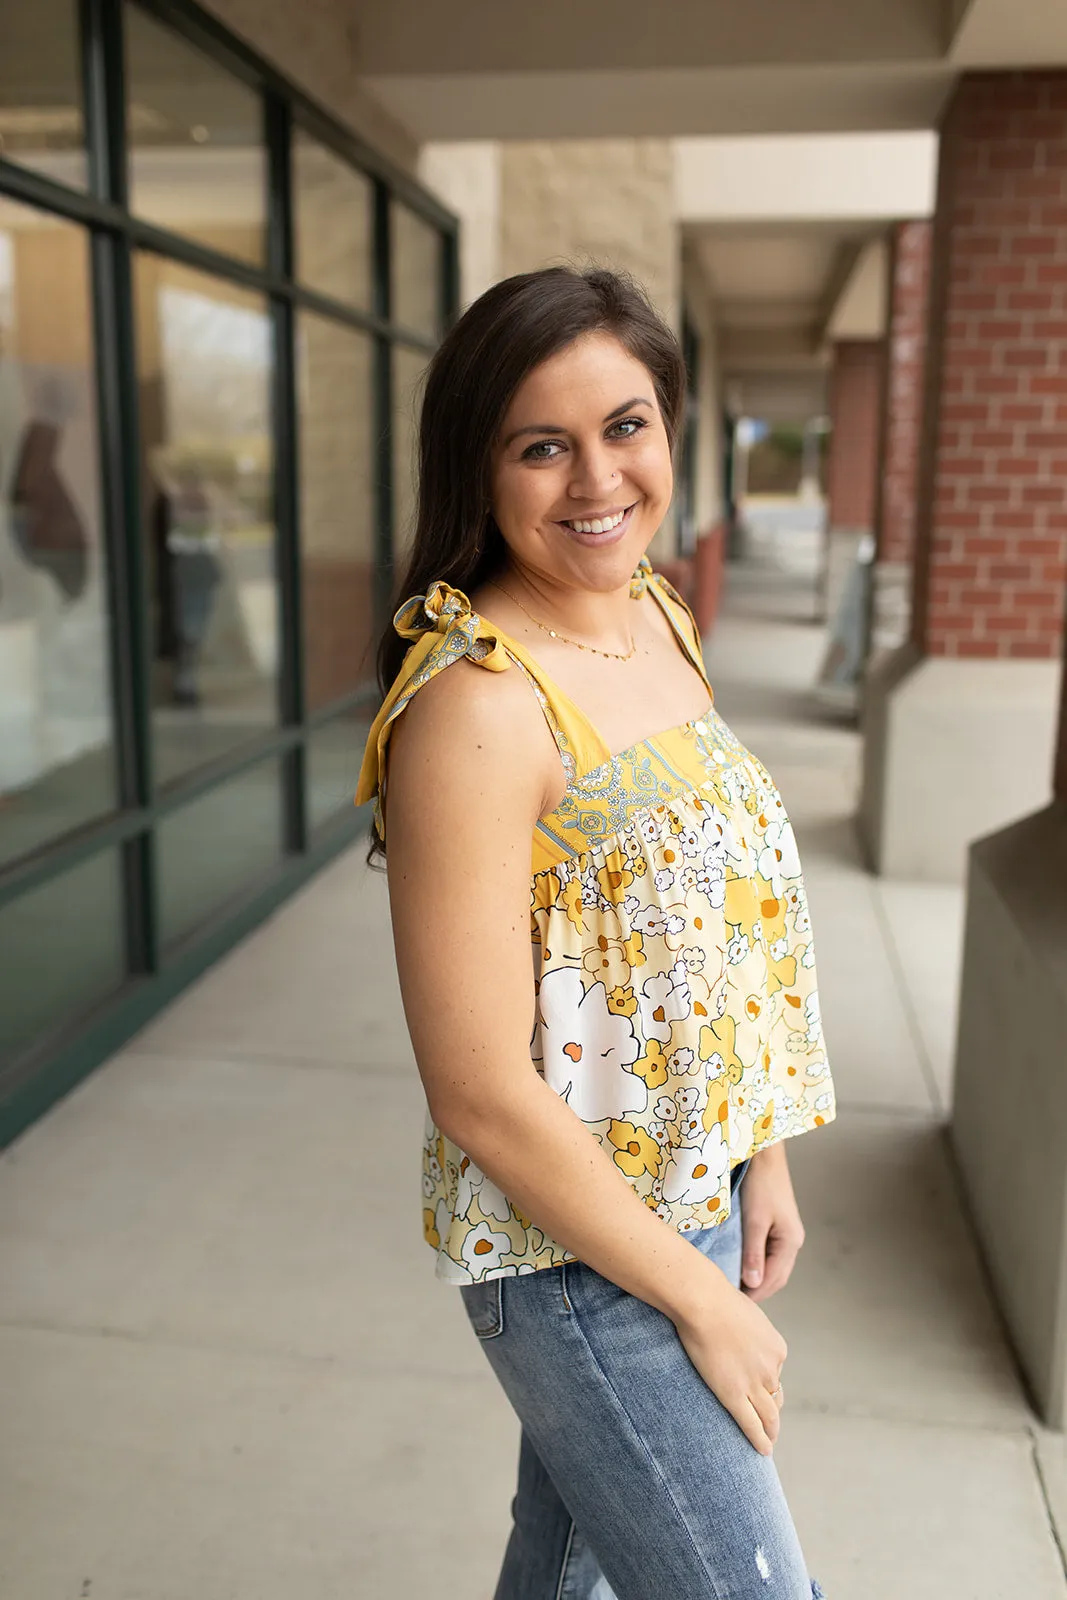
[{"x1": 3, "y1": 522, "x2": 1067, "y2": 1598}]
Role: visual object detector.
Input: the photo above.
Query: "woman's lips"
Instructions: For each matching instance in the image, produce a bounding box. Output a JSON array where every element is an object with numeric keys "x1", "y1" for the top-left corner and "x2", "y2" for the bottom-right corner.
[{"x1": 557, "y1": 503, "x2": 637, "y2": 547}]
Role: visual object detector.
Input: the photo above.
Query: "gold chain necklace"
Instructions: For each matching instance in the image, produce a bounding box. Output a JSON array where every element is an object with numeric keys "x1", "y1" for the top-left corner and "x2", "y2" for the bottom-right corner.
[{"x1": 485, "y1": 579, "x2": 637, "y2": 662}]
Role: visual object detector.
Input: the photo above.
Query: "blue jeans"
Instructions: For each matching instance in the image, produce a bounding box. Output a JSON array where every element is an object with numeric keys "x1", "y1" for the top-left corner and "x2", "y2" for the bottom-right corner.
[{"x1": 460, "y1": 1161, "x2": 825, "y2": 1599}]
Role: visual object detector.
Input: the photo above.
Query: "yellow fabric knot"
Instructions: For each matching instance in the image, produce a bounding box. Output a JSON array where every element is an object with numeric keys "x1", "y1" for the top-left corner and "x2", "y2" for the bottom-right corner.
[{"x1": 394, "y1": 581, "x2": 472, "y2": 640}]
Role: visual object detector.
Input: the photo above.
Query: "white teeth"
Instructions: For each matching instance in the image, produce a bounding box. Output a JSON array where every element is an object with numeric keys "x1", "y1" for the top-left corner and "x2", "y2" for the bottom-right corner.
[{"x1": 567, "y1": 509, "x2": 627, "y2": 534}]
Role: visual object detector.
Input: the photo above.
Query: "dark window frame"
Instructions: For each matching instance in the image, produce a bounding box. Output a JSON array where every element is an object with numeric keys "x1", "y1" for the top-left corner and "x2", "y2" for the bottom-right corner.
[{"x1": 0, "y1": 0, "x2": 457, "y2": 1130}]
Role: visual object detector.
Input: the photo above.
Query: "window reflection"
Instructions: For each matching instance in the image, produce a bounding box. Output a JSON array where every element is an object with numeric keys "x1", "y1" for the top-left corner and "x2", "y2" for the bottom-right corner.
[
  {"x1": 297, "y1": 314, "x2": 376, "y2": 711},
  {"x1": 134, "y1": 256, "x2": 277, "y2": 785},
  {"x1": 391, "y1": 204, "x2": 442, "y2": 338},
  {"x1": 292, "y1": 130, "x2": 373, "y2": 309},
  {"x1": 125, "y1": 4, "x2": 266, "y2": 265},
  {"x1": 392, "y1": 345, "x2": 427, "y2": 568},
  {"x1": 0, "y1": 2, "x2": 87, "y2": 188},
  {"x1": 0, "y1": 198, "x2": 114, "y2": 869}
]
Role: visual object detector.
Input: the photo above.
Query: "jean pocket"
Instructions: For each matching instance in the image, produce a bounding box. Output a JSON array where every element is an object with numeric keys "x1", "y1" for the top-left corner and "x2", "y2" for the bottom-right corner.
[{"x1": 460, "y1": 1276, "x2": 504, "y2": 1339}]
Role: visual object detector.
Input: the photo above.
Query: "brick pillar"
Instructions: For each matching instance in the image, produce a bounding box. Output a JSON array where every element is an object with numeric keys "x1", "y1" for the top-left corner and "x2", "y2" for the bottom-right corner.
[
  {"x1": 859, "y1": 71, "x2": 1067, "y2": 883},
  {"x1": 826, "y1": 339, "x2": 883, "y2": 533},
  {"x1": 870, "y1": 221, "x2": 932, "y2": 654},
  {"x1": 911, "y1": 73, "x2": 1067, "y2": 663},
  {"x1": 822, "y1": 339, "x2": 883, "y2": 625}
]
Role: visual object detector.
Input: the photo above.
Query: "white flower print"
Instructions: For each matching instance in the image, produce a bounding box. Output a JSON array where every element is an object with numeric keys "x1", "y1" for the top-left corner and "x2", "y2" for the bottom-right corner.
[
  {"x1": 680, "y1": 946, "x2": 705, "y2": 974},
  {"x1": 751, "y1": 920, "x2": 764, "y2": 946},
  {"x1": 661, "y1": 1125, "x2": 729, "y2": 1205},
  {"x1": 461, "y1": 1221, "x2": 513, "y2": 1274},
  {"x1": 654, "y1": 868, "x2": 675, "y2": 894},
  {"x1": 654, "y1": 1095, "x2": 679, "y2": 1122},
  {"x1": 801, "y1": 941, "x2": 816, "y2": 969},
  {"x1": 756, "y1": 820, "x2": 802, "y2": 890},
  {"x1": 805, "y1": 990, "x2": 822, "y2": 1043},
  {"x1": 477, "y1": 1174, "x2": 514, "y2": 1223},
  {"x1": 678, "y1": 1217, "x2": 703, "y2": 1234},
  {"x1": 663, "y1": 913, "x2": 686, "y2": 938},
  {"x1": 668, "y1": 1046, "x2": 697, "y2": 1075},
  {"x1": 705, "y1": 1051, "x2": 726, "y2": 1080},
  {"x1": 534, "y1": 968, "x2": 645, "y2": 1122},
  {"x1": 632, "y1": 904, "x2": 669, "y2": 940},
  {"x1": 639, "y1": 964, "x2": 693, "y2": 1043},
  {"x1": 680, "y1": 1111, "x2": 703, "y2": 1141},
  {"x1": 428, "y1": 1153, "x2": 443, "y2": 1184},
  {"x1": 814, "y1": 1091, "x2": 834, "y2": 1112},
  {"x1": 422, "y1": 1172, "x2": 436, "y2": 1199},
  {"x1": 679, "y1": 826, "x2": 704, "y2": 859},
  {"x1": 726, "y1": 932, "x2": 750, "y2": 965},
  {"x1": 648, "y1": 1120, "x2": 671, "y2": 1147},
  {"x1": 676, "y1": 1087, "x2": 700, "y2": 1115},
  {"x1": 695, "y1": 859, "x2": 726, "y2": 909},
  {"x1": 807, "y1": 1056, "x2": 829, "y2": 1079},
  {"x1": 769, "y1": 937, "x2": 788, "y2": 962}
]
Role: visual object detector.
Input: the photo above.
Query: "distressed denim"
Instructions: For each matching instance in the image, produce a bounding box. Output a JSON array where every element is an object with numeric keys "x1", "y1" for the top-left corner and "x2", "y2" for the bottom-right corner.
[{"x1": 460, "y1": 1160, "x2": 826, "y2": 1600}]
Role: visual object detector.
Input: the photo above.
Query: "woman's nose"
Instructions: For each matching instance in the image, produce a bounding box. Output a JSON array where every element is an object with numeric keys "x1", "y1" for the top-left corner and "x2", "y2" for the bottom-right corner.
[{"x1": 567, "y1": 444, "x2": 617, "y2": 501}]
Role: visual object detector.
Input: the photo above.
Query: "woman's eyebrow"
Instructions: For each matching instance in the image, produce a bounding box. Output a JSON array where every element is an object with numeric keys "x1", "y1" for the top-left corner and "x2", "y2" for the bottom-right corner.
[{"x1": 501, "y1": 396, "x2": 654, "y2": 449}]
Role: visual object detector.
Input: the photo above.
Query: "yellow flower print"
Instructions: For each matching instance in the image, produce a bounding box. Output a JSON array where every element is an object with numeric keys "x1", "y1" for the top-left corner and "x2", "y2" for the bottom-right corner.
[
  {"x1": 624, "y1": 930, "x2": 646, "y2": 969},
  {"x1": 608, "y1": 1120, "x2": 663, "y2": 1178},
  {"x1": 724, "y1": 874, "x2": 761, "y2": 935},
  {"x1": 752, "y1": 1100, "x2": 776, "y2": 1146},
  {"x1": 633, "y1": 1038, "x2": 670, "y2": 1090},
  {"x1": 607, "y1": 985, "x2": 638, "y2": 1017},
  {"x1": 423, "y1": 1207, "x2": 440, "y2": 1249},
  {"x1": 630, "y1": 855, "x2": 648, "y2": 877},
  {"x1": 767, "y1": 952, "x2": 798, "y2": 996},
  {"x1": 532, "y1": 870, "x2": 564, "y2": 915},
  {"x1": 699, "y1": 1012, "x2": 747, "y2": 1086},
  {"x1": 755, "y1": 884, "x2": 787, "y2": 944},
  {"x1": 597, "y1": 848, "x2": 635, "y2": 907}
]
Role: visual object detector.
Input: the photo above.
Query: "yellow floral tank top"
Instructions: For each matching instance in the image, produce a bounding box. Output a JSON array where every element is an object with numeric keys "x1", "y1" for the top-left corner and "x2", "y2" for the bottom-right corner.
[{"x1": 356, "y1": 559, "x2": 835, "y2": 1285}]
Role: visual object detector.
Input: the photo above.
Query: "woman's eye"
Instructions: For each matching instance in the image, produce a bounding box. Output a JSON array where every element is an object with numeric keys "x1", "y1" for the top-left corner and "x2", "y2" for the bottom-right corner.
[
  {"x1": 610, "y1": 417, "x2": 647, "y2": 439},
  {"x1": 522, "y1": 440, "x2": 563, "y2": 461}
]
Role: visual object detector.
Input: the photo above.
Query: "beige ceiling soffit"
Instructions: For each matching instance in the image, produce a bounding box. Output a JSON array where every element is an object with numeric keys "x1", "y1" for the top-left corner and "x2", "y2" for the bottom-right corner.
[
  {"x1": 943, "y1": 0, "x2": 977, "y2": 53},
  {"x1": 814, "y1": 239, "x2": 867, "y2": 349},
  {"x1": 355, "y1": 0, "x2": 944, "y2": 76},
  {"x1": 948, "y1": 0, "x2": 1067, "y2": 66},
  {"x1": 362, "y1": 64, "x2": 955, "y2": 142}
]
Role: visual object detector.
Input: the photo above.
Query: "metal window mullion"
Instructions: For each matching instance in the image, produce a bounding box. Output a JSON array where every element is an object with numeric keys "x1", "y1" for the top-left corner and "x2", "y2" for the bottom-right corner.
[
  {"x1": 84, "y1": 0, "x2": 158, "y2": 975},
  {"x1": 372, "y1": 181, "x2": 395, "y2": 627},
  {"x1": 265, "y1": 91, "x2": 306, "y2": 855}
]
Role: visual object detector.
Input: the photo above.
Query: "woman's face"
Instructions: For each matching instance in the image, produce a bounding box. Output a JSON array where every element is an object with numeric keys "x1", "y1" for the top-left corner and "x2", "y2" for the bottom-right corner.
[{"x1": 489, "y1": 331, "x2": 674, "y2": 593}]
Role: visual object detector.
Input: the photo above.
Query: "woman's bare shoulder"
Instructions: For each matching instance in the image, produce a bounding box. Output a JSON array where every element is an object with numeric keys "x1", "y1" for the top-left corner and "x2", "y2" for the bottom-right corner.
[{"x1": 387, "y1": 649, "x2": 559, "y2": 814}]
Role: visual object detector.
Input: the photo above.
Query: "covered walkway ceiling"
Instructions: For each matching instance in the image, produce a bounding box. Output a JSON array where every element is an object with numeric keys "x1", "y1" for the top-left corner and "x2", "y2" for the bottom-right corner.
[{"x1": 359, "y1": 0, "x2": 1067, "y2": 140}]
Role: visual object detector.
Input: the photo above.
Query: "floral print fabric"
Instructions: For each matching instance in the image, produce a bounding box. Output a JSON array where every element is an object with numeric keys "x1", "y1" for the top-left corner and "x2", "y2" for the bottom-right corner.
[{"x1": 357, "y1": 566, "x2": 835, "y2": 1284}]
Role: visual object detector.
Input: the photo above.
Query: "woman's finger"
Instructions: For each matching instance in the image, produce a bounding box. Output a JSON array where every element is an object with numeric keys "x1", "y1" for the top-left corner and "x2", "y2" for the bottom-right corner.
[
  {"x1": 736, "y1": 1397, "x2": 774, "y2": 1457},
  {"x1": 749, "y1": 1388, "x2": 781, "y2": 1447}
]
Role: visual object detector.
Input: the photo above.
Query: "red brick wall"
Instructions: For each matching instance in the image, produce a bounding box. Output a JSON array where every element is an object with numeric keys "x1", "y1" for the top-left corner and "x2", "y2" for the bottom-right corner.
[
  {"x1": 911, "y1": 72, "x2": 1067, "y2": 661},
  {"x1": 877, "y1": 221, "x2": 932, "y2": 567},
  {"x1": 827, "y1": 340, "x2": 884, "y2": 530}
]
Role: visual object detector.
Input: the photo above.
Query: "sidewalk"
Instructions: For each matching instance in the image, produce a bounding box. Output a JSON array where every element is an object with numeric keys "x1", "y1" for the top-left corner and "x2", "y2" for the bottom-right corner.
[{"x1": 2, "y1": 529, "x2": 1066, "y2": 1598}]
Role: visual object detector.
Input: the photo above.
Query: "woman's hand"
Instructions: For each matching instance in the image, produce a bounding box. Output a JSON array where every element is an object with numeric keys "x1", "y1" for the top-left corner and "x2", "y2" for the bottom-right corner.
[
  {"x1": 673, "y1": 1272, "x2": 787, "y2": 1456},
  {"x1": 740, "y1": 1143, "x2": 806, "y2": 1303}
]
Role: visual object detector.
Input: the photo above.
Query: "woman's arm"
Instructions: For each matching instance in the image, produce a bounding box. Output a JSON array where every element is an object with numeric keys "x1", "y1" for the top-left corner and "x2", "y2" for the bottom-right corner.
[{"x1": 385, "y1": 659, "x2": 787, "y2": 1454}]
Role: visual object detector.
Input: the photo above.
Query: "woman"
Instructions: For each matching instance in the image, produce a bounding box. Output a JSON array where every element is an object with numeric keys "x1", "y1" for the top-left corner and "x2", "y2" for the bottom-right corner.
[{"x1": 357, "y1": 267, "x2": 833, "y2": 1599}]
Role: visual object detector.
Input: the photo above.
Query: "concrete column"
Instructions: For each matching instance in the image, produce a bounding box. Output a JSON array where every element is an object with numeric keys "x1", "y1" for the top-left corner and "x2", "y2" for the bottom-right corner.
[
  {"x1": 823, "y1": 339, "x2": 884, "y2": 623},
  {"x1": 951, "y1": 592, "x2": 1067, "y2": 1426},
  {"x1": 870, "y1": 220, "x2": 931, "y2": 657},
  {"x1": 859, "y1": 73, "x2": 1067, "y2": 883}
]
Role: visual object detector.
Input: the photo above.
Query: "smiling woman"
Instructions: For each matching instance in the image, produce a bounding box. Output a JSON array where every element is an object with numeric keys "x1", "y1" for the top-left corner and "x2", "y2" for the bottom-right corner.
[{"x1": 355, "y1": 266, "x2": 831, "y2": 1600}]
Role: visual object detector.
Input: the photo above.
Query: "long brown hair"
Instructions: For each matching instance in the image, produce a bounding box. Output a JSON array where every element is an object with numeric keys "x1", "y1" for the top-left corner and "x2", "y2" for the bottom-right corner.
[
  {"x1": 366, "y1": 267, "x2": 685, "y2": 865},
  {"x1": 377, "y1": 265, "x2": 687, "y2": 696}
]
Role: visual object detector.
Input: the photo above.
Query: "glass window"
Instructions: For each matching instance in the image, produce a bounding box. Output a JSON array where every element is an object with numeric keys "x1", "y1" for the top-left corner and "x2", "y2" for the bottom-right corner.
[
  {"x1": 125, "y1": 4, "x2": 266, "y2": 266},
  {"x1": 157, "y1": 759, "x2": 283, "y2": 948},
  {"x1": 292, "y1": 130, "x2": 373, "y2": 310},
  {"x1": 392, "y1": 345, "x2": 427, "y2": 569},
  {"x1": 133, "y1": 254, "x2": 277, "y2": 786},
  {"x1": 390, "y1": 203, "x2": 441, "y2": 338},
  {"x1": 297, "y1": 314, "x2": 376, "y2": 711},
  {"x1": 0, "y1": 2, "x2": 87, "y2": 188},
  {"x1": 0, "y1": 198, "x2": 116, "y2": 869},
  {"x1": 307, "y1": 710, "x2": 372, "y2": 833},
  {"x1": 0, "y1": 850, "x2": 124, "y2": 1069}
]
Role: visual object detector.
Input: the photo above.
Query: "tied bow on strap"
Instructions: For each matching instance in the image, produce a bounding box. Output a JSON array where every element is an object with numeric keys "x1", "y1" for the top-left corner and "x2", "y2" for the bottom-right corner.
[{"x1": 392, "y1": 580, "x2": 509, "y2": 669}]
